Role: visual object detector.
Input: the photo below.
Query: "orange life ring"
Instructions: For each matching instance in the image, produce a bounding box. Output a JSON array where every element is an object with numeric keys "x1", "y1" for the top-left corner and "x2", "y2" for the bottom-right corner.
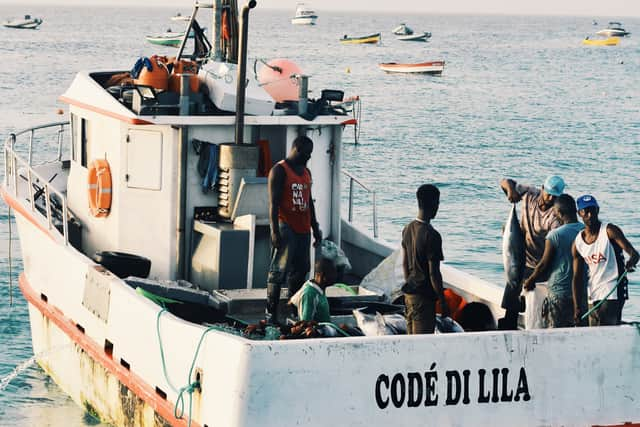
[{"x1": 88, "y1": 159, "x2": 112, "y2": 218}]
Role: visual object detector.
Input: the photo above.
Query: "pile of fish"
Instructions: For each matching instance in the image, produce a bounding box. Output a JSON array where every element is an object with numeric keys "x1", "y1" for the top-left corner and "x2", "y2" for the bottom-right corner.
[{"x1": 241, "y1": 309, "x2": 464, "y2": 340}]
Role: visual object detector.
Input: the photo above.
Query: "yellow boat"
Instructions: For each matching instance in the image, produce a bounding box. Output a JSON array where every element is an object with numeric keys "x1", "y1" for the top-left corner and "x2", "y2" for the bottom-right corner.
[
  {"x1": 339, "y1": 32, "x2": 381, "y2": 44},
  {"x1": 582, "y1": 36, "x2": 619, "y2": 46}
]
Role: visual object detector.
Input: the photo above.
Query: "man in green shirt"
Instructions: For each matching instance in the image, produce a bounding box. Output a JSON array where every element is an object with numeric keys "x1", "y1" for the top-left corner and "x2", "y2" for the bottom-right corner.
[{"x1": 289, "y1": 258, "x2": 337, "y2": 323}]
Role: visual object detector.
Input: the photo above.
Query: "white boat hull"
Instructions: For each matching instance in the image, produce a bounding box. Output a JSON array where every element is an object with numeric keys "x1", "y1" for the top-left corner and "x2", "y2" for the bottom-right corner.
[
  {"x1": 379, "y1": 61, "x2": 445, "y2": 74},
  {"x1": 291, "y1": 16, "x2": 317, "y2": 25},
  {"x1": 5, "y1": 188, "x2": 640, "y2": 427}
]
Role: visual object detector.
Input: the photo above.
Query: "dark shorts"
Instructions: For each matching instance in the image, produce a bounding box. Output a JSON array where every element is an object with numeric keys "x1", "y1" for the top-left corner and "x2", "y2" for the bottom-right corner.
[
  {"x1": 543, "y1": 296, "x2": 574, "y2": 328},
  {"x1": 588, "y1": 299, "x2": 623, "y2": 326},
  {"x1": 404, "y1": 293, "x2": 436, "y2": 334},
  {"x1": 267, "y1": 222, "x2": 311, "y2": 297}
]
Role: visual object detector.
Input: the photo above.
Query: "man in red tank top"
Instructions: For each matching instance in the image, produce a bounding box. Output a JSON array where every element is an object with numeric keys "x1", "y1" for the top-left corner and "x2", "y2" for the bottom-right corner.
[{"x1": 266, "y1": 136, "x2": 322, "y2": 324}]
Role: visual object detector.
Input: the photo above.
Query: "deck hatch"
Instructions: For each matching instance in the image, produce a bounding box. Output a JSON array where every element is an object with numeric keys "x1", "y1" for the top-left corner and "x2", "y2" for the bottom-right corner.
[{"x1": 126, "y1": 129, "x2": 163, "y2": 190}]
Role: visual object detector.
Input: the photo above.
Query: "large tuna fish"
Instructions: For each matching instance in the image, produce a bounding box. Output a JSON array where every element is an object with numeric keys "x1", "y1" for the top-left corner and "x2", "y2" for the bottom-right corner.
[{"x1": 502, "y1": 204, "x2": 525, "y2": 291}]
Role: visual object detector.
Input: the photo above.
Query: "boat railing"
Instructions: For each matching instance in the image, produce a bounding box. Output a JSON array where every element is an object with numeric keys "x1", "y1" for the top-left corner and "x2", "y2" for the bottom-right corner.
[
  {"x1": 3, "y1": 121, "x2": 71, "y2": 245},
  {"x1": 342, "y1": 169, "x2": 378, "y2": 238}
]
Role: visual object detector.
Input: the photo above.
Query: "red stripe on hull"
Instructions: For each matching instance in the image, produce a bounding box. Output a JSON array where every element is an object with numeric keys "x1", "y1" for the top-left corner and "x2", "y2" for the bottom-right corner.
[{"x1": 19, "y1": 274, "x2": 201, "y2": 427}]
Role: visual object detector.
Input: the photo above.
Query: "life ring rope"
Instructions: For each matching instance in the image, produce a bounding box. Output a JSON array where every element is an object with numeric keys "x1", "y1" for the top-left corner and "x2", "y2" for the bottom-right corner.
[{"x1": 88, "y1": 159, "x2": 112, "y2": 217}]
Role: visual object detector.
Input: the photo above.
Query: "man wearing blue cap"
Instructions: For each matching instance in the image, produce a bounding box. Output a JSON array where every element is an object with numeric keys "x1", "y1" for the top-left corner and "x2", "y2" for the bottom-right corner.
[
  {"x1": 499, "y1": 175, "x2": 565, "y2": 329},
  {"x1": 572, "y1": 195, "x2": 638, "y2": 326}
]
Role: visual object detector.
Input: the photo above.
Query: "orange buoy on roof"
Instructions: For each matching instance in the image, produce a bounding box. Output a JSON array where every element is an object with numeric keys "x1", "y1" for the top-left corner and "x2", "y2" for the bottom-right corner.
[{"x1": 88, "y1": 159, "x2": 112, "y2": 218}]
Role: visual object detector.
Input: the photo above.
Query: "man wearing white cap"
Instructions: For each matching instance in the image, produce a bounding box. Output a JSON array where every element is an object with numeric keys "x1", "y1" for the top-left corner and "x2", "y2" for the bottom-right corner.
[
  {"x1": 498, "y1": 175, "x2": 565, "y2": 329},
  {"x1": 572, "y1": 195, "x2": 638, "y2": 326}
]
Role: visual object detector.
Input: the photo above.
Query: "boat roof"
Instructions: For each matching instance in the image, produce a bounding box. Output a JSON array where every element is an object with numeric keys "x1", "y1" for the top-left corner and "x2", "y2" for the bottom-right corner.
[{"x1": 59, "y1": 70, "x2": 348, "y2": 127}]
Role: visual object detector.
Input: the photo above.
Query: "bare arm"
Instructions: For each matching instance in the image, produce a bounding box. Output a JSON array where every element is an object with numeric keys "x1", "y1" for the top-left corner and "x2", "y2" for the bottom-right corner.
[
  {"x1": 268, "y1": 164, "x2": 285, "y2": 248},
  {"x1": 524, "y1": 239, "x2": 555, "y2": 290},
  {"x1": 309, "y1": 193, "x2": 322, "y2": 246},
  {"x1": 428, "y1": 259, "x2": 450, "y2": 318},
  {"x1": 571, "y1": 241, "x2": 586, "y2": 324},
  {"x1": 607, "y1": 224, "x2": 639, "y2": 272},
  {"x1": 500, "y1": 178, "x2": 522, "y2": 203}
]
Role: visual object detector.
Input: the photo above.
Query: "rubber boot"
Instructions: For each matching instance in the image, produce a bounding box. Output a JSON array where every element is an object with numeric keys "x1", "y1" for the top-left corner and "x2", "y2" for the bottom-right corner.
[{"x1": 266, "y1": 283, "x2": 281, "y2": 325}]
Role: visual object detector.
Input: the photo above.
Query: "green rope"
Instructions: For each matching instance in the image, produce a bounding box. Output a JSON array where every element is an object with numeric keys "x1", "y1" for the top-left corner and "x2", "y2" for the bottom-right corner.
[
  {"x1": 580, "y1": 270, "x2": 629, "y2": 321},
  {"x1": 137, "y1": 287, "x2": 183, "y2": 306},
  {"x1": 156, "y1": 308, "x2": 230, "y2": 426}
]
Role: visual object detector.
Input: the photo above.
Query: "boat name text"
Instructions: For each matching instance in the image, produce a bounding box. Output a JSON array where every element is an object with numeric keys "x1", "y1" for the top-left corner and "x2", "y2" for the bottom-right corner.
[{"x1": 374, "y1": 365, "x2": 531, "y2": 409}]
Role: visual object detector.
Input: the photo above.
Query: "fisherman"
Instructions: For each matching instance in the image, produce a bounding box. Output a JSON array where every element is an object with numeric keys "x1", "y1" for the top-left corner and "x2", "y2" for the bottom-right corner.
[
  {"x1": 498, "y1": 175, "x2": 565, "y2": 329},
  {"x1": 288, "y1": 258, "x2": 337, "y2": 323},
  {"x1": 401, "y1": 184, "x2": 450, "y2": 334},
  {"x1": 266, "y1": 135, "x2": 322, "y2": 324},
  {"x1": 523, "y1": 194, "x2": 584, "y2": 327},
  {"x1": 571, "y1": 195, "x2": 638, "y2": 326}
]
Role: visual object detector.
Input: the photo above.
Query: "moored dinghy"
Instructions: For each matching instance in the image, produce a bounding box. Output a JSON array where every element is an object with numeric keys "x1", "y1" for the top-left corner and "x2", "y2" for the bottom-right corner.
[
  {"x1": 340, "y1": 32, "x2": 381, "y2": 44},
  {"x1": 2, "y1": 14, "x2": 43, "y2": 29},
  {"x1": 582, "y1": 36, "x2": 620, "y2": 46},
  {"x1": 396, "y1": 31, "x2": 431, "y2": 42},
  {"x1": 379, "y1": 60, "x2": 445, "y2": 74}
]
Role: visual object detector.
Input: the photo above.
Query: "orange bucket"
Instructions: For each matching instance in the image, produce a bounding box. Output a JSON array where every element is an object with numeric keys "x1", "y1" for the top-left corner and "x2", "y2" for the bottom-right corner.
[
  {"x1": 134, "y1": 56, "x2": 169, "y2": 91},
  {"x1": 169, "y1": 60, "x2": 200, "y2": 93}
]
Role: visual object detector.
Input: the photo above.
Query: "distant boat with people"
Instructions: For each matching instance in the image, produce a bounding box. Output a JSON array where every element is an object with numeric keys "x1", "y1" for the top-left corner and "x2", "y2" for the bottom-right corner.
[
  {"x1": 340, "y1": 33, "x2": 381, "y2": 44},
  {"x1": 2, "y1": 14, "x2": 43, "y2": 29},
  {"x1": 392, "y1": 23, "x2": 413, "y2": 35},
  {"x1": 596, "y1": 21, "x2": 630, "y2": 37},
  {"x1": 291, "y1": 3, "x2": 317, "y2": 25}
]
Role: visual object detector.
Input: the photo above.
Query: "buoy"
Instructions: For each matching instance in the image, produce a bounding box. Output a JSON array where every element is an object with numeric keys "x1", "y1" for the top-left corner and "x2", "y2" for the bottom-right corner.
[
  {"x1": 257, "y1": 58, "x2": 303, "y2": 102},
  {"x1": 56, "y1": 108, "x2": 64, "y2": 115},
  {"x1": 346, "y1": 67, "x2": 351, "y2": 74}
]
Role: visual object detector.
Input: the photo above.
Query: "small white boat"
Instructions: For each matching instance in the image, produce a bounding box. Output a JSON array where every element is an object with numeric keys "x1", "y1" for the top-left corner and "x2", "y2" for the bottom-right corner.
[
  {"x1": 291, "y1": 3, "x2": 317, "y2": 25},
  {"x1": 392, "y1": 23, "x2": 413, "y2": 35},
  {"x1": 379, "y1": 60, "x2": 445, "y2": 74},
  {"x1": 596, "y1": 21, "x2": 630, "y2": 37},
  {"x1": 170, "y1": 12, "x2": 190, "y2": 22},
  {"x1": 2, "y1": 14, "x2": 43, "y2": 29},
  {"x1": 396, "y1": 31, "x2": 431, "y2": 42}
]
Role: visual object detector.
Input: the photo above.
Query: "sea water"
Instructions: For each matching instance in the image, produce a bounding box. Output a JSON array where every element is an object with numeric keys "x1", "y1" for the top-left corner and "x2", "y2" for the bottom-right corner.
[{"x1": 0, "y1": 5, "x2": 638, "y2": 425}]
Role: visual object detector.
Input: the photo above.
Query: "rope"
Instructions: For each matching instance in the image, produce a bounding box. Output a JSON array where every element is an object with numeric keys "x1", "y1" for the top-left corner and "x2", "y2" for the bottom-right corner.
[
  {"x1": 580, "y1": 269, "x2": 629, "y2": 321},
  {"x1": 8, "y1": 206, "x2": 12, "y2": 306},
  {"x1": 156, "y1": 308, "x2": 228, "y2": 426}
]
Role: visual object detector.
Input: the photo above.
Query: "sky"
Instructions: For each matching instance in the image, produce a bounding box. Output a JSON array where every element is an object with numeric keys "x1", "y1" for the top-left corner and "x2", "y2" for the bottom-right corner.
[{"x1": 1, "y1": 0, "x2": 639, "y2": 17}]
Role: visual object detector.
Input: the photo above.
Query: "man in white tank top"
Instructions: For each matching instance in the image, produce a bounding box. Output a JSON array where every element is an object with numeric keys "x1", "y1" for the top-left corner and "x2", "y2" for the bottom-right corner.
[{"x1": 571, "y1": 195, "x2": 639, "y2": 326}]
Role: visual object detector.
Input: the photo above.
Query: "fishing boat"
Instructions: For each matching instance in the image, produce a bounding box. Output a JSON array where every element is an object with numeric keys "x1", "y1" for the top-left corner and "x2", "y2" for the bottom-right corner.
[
  {"x1": 2, "y1": 14, "x2": 43, "y2": 29},
  {"x1": 392, "y1": 23, "x2": 413, "y2": 35},
  {"x1": 145, "y1": 28, "x2": 197, "y2": 47},
  {"x1": 2, "y1": 2, "x2": 640, "y2": 427},
  {"x1": 596, "y1": 21, "x2": 630, "y2": 37},
  {"x1": 170, "y1": 12, "x2": 191, "y2": 21},
  {"x1": 396, "y1": 31, "x2": 431, "y2": 42},
  {"x1": 339, "y1": 32, "x2": 381, "y2": 44},
  {"x1": 379, "y1": 60, "x2": 445, "y2": 74},
  {"x1": 290, "y1": 3, "x2": 317, "y2": 25},
  {"x1": 582, "y1": 36, "x2": 620, "y2": 46}
]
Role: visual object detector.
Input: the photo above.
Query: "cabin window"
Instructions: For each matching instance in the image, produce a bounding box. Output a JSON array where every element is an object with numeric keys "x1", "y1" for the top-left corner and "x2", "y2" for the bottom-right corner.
[{"x1": 71, "y1": 114, "x2": 90, "y2": 168}]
